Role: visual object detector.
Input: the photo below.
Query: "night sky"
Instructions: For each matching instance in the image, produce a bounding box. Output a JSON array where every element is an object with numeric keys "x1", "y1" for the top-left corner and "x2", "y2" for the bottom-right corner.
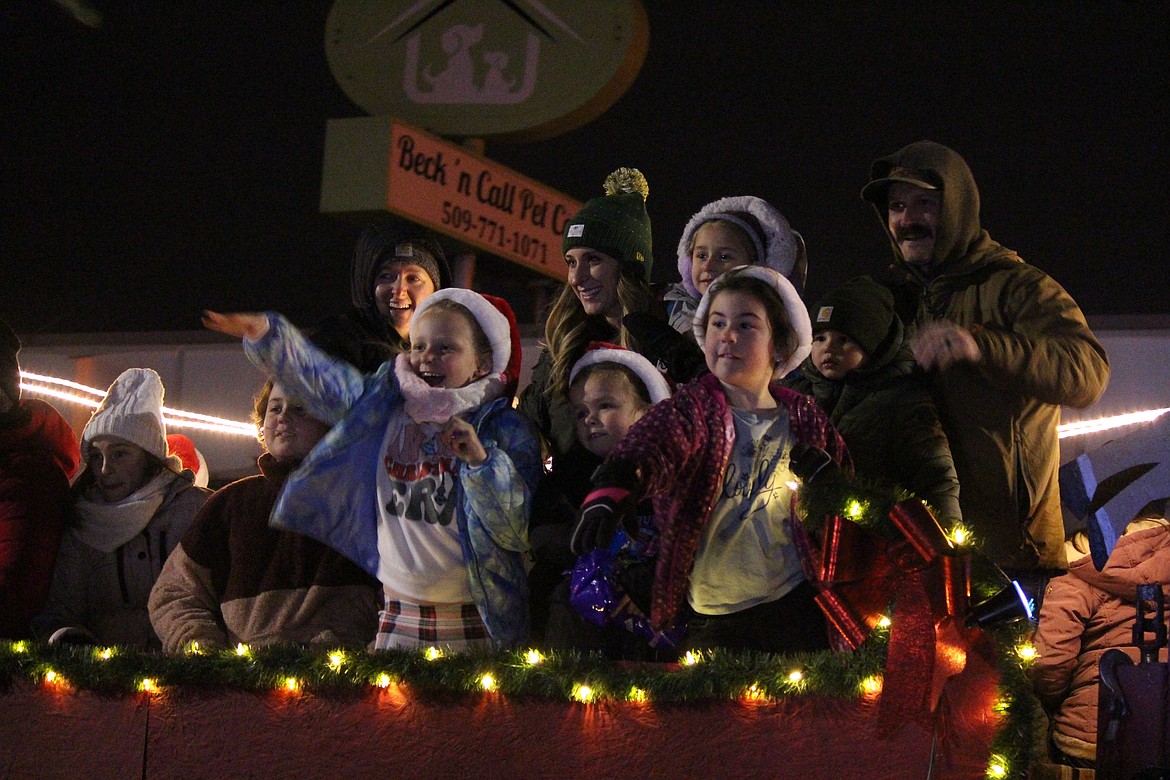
[{"x1": 3, "y1": 1, "x2": 1167, "y2": 336}]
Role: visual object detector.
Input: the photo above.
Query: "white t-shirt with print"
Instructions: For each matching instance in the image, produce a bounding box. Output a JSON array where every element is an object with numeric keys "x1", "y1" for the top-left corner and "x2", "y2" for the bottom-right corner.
[
  {"x1": 374, "y1": 406, "x2": 472, "y2": 603},
  {"x1": 687, "y1": 406, "x2": 803, "y2": 615}
]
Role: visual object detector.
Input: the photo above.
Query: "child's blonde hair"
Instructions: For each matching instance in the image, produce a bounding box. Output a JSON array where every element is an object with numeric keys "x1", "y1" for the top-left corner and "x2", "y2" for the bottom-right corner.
[
  {"x1": 416, "y1": 299, "x2": 493, "y2": 361},
  {"x1": 1064, "y1": 530, "x2": 1091, "y2": 562},
  {"x1": 1126, "y1": 517, "x2": 1170, "y2": 534},
  {"x1": 1064, "y1": 511, "x2": 1169, "y2": 562},
  {"x1": 409, "y1": 288, "x2": 514, "y2": 382}
]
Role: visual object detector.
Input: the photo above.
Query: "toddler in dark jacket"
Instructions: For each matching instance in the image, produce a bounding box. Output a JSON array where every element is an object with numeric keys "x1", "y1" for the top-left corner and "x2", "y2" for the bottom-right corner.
[{"x1": 784, "y1": 276, "x2": 962, "y2": 525}]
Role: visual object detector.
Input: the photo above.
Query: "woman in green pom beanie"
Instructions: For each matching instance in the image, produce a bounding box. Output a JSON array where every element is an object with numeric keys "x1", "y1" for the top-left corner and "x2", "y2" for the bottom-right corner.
[{"x1": 518, "y1": 167, "x2": 662, "y2": 465}]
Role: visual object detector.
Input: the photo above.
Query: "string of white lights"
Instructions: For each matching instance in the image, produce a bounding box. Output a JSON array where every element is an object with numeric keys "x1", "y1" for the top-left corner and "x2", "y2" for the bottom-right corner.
[
  {"x1": 19, "y1": 371, "x2": 256, "y2": 437},
  {"x1": 1057, "y1": 407, "x2": 1169, "y2": 438},
  {"x1": 18, "y1": 370, "x2": 1168, "y2": 441}
]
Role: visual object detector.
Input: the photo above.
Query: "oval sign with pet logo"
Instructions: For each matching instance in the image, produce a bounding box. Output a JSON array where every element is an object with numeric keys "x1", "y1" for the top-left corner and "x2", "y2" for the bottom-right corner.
[{"x1": 325, "y1": 0, "x2": 649, "y2": 141}]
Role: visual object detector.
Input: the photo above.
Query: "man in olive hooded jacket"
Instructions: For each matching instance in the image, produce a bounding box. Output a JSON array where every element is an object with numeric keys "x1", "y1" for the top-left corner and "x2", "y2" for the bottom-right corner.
[{"x1": 861, "y1": 141, "x2": 1109, "y2": 591}]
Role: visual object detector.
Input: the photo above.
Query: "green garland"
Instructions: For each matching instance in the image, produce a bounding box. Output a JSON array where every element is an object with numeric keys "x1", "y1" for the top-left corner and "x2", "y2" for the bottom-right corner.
[
  {"x1": 1, "y1": 625, "x2": 1039, "y2": 778},
  {"x1": 798, "y1": 474, "x2": 918, "y2": 541},
  {"x1": 1, "y1": 636, "x2": 887, "y2": 702},
  {"x1": 985, "y1": 621, "x2": 1046, "y2": 779},
  {"x1": 2, "y1": 481, "x2": 1041, "y2": 775}
]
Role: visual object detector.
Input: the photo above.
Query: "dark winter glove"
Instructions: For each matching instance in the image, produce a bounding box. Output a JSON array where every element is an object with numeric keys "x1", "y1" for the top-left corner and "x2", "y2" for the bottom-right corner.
[
  {"x1": 789, "y1": 442, "x2": 838, "y2": 485},
  {"x1": 571, "y1": 488, "x2": 634, "y2": 555},
  {"x1": 622, "y1": 312, "x2": 707, "y2": 384}
]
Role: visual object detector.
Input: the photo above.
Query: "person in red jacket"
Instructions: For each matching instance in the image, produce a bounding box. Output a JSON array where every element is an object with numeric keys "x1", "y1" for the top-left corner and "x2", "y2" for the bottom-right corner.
[
  {"x1": 0, "y1": 318, "x2": 80, "y2": 638},
  {"x1": 1031, "y1": 501, "x2": 1170, "y2": 768}
]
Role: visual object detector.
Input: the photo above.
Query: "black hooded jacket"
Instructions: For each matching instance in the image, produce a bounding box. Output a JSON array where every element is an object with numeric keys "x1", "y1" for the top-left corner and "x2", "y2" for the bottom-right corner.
[
  {"x1": 785, "y1": 313, "x2": 962, "y2": 523},
  {"x1": 311, "y1": 221, "x2": 451, "y2": 373}
]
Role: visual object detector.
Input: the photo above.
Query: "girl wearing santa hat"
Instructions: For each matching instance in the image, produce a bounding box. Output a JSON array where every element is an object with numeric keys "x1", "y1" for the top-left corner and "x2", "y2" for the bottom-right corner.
[{"x1": 204, "y1": 288, "x2": 539, "y2": 652}]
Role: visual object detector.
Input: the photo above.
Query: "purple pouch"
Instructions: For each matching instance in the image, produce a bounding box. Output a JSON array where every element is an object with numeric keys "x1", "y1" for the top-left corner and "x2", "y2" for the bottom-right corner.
[
  {"x1": 568, "y1": 530, "x2": 683, "y2": 650},
  {"x1": 568, "y1": 545, "x2": 624, "y2": 628}
]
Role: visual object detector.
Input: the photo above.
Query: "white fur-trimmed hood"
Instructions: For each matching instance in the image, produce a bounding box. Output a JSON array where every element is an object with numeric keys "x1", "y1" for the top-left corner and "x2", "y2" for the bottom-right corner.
[{"x1": 675, "y1": 195, "x2": 806, "y2": 299}]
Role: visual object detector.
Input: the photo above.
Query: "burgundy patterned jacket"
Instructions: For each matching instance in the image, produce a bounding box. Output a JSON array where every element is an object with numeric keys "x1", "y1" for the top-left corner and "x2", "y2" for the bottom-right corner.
[{"x1": 601, "y1": 372, "x2": 849, "y2": 630}]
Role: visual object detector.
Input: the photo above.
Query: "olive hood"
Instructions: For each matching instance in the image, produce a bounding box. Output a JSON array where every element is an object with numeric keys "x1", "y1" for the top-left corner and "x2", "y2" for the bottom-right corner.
[{"x1": 862, "y1": 140, "x2": 1004, "y2": 276}]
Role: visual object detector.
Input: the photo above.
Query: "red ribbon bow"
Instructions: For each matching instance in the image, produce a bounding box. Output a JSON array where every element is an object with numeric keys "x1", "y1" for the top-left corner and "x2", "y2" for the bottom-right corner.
[{"x1": 799, "y1": 499, "x2": 973, "y2": 730}]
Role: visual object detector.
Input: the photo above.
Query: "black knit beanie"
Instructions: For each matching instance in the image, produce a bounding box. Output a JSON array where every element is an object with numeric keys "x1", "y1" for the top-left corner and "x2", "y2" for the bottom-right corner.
[
  {"x1": 562, "y1": 168, "x2": 653, "y2": 280},
  {"x1": 810, "y1": 276, "x2": 896, "y2": 357},
  {"x1": 0, "y1": 317, "x2": 20, "y2": 407},
  {"x1": 351, "y1": 219, "x2": 450, "y2": 311}
]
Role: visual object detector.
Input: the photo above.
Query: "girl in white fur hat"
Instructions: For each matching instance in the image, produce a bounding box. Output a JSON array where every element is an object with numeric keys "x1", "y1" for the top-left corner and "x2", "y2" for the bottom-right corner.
[
  {"x1": 33, "y1": 368, "x2": 211, "y2": 648},
  {"x1": 664, "y1": 195, "x2": 807, "y2": 334},
  {"x1": 204, "y1": 288, "x2": 540, "y2": 652},
  {"x1": 571, "y1": 267, "x2": 849, "y2": 655}
]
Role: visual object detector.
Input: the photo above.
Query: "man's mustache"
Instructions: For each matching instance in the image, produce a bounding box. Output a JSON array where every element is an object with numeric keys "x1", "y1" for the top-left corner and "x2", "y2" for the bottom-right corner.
[{"x1": 895, "y1": 224, "x2": 933, "y2": 241}]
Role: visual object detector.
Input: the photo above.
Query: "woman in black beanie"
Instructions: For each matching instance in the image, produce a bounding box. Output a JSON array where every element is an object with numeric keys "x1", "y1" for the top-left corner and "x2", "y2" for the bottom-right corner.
[{"x1": 312, "y1": 218, "x2": 451, "y2": 373}]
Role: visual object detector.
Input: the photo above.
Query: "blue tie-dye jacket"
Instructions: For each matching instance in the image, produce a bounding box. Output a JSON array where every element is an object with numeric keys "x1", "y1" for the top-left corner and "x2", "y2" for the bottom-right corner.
[{"x1": 243, "y1": 313, "x2": 539, "y2": 649}]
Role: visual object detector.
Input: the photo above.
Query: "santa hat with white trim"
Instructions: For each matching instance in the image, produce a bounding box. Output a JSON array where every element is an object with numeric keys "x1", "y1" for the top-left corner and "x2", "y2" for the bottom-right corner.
[
  {"x1": 478, "y1": 293, "x2": 522, "y2": 401},
  {"x1": 569, "y1": 342, "x2": 672, "y2": 404},
  {"x1": 167, "y1": 433, "x2": 210, "y2": 488},
  {"x1": 692, "y1": 265, "x2": 812, "y2": 379}
]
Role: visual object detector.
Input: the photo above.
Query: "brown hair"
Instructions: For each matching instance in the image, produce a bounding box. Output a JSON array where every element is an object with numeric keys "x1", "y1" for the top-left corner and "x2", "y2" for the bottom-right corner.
[
  {"x1": 70, "y1": 447, "x2": 167, "y2": 500},
  {"x1": 544, "y1": 265, "x2": 655, "y2": 397},
  {"x1": 569, "y1": 362, "x2": 653, "y2": 410},
  {"x1": 251, "y1": 377, "x2": 275, "y2": 447},
  {"x1": 687, "y1": 218, "x2": 760, "y2": 264},
  {"x1": 700, "y1": 272, "x2": 799, "y2": 361}
]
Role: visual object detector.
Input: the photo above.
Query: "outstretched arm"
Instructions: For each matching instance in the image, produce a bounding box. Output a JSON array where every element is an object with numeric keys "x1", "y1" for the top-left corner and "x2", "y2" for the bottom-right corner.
[
  {"x1": 206, "y1": 310, "x2": 368, "y2": 424},
  {"x1": 202, "y1": 310, "x2": 269, "y2": 341}
]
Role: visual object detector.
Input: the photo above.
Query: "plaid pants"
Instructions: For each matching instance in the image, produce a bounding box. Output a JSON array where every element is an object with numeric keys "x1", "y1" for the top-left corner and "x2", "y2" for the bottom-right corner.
[{"x1": 374, "y1": 599, "x2": 489, "y2": 652}]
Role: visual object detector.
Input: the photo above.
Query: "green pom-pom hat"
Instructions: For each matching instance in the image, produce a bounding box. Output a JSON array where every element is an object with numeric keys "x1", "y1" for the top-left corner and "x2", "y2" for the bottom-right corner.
[{"x1": 562, "y1": 167, "x2": 653, "y2": 280}]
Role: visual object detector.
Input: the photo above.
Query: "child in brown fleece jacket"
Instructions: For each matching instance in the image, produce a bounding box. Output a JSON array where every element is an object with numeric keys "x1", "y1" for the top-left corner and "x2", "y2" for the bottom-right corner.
[{"x1": 149, "y1": 379, "x2": 381, "y2": 653}]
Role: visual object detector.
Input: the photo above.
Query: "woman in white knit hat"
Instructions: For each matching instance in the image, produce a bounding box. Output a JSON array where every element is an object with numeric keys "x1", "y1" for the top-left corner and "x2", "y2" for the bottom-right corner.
[{"x1": 33, "y1": 368, "x2": 211, "y2": 648}]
